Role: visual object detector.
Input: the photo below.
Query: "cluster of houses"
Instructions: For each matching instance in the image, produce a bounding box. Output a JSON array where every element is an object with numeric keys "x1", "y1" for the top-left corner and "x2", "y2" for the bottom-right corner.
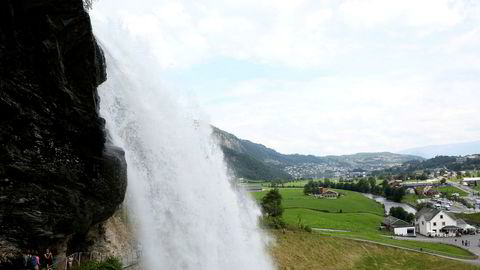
[
  {"x1": 403, "y1": 185, "x2": 441, "y2": 198},
  {"x1": 382, "y1": 208, "x2": 476, "y2": 237},
  {"x1": 309, "y1": 187, "x2": 339, "y2": 199},
  {"x1": 416, "y1": 186, "x2": 440, "y2": 197}
]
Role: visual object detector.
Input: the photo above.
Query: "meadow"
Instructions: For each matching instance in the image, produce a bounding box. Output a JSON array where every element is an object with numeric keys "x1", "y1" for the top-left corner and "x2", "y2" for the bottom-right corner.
[
  {"x1": 270, "y1": 230, "x2": 480, "y2": 270},
  {"x1": 253, "y1": 189, "x2": 384, "y2": 215},
  {"x1": 437, "y1": 186, "x2": 469, "y2": 196}
]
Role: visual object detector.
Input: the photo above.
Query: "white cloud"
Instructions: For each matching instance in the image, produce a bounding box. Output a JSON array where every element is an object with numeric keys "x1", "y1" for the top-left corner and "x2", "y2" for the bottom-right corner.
[
  {"x1": 92, "y1": 0, "x2": 476, "y2": 69},
  {"x1": 91, "y1": 0, "x2": 480, "y2": 155},
  {"x1": 339, "y1": 0, "x2": 465, "y2": 29},
  {"x1": 204, "y1": 76, "x2": 480, "y2": 155}
]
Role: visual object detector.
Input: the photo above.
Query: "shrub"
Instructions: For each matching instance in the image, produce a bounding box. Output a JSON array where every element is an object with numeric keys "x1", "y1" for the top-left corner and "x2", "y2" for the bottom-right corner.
[
  {"x1": 72, "y1": 257, "x2": 123, "y2": 270},
  {"x1": 260, "y1": 216, "x2": 286, "y2": 229}
]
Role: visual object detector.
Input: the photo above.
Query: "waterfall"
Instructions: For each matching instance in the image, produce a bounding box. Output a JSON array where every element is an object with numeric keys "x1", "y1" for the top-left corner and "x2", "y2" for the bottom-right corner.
[{"x1": 91, "y1": 3, "x2": 275, "y2": 270}]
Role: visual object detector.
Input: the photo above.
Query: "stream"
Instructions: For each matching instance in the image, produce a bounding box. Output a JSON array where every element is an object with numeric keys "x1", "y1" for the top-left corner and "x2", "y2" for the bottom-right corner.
[{"x1": 363, "y1": 194, "x2": 417, "y2": 214}]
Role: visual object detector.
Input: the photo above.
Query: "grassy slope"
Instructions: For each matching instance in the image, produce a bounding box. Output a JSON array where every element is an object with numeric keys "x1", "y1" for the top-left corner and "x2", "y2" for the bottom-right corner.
[
  {"x1": 320, "y1": 231, "x2": 475, "y2": 258},
  {"x1": 253, "y1": 189, "x2": 384, "y2": 215},
  {"x1": 270, "y1": 231, "x2": 480, "y2": 270},
  {"x1": 402, "y1": 194, "x2": 423, "y2": 205},
  {"x1": 281, "y1": 180, "x2": 312, "y2": 187},
  {"x1": 437, "y1": 186, "x2": 469, "y2": 196},
  {"x1": 253, "y1": 189, "x2": 475, "y2": 259},
  {"x1": 454, "y1": 213, "x2": 480, "y2": 226}
]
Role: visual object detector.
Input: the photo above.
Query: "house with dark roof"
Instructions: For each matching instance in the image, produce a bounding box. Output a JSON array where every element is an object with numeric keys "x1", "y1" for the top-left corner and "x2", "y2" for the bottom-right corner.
[
  {"x1": 382, "y1": 216, "x2": 415, "y2": 236},
  {"x1": 415, "y1": 208, "x2": 459, "y2": 237}
]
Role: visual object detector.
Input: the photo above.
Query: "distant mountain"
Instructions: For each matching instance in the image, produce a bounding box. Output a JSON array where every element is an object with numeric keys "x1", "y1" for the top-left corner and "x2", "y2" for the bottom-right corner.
[
  {"x1": 212, "y1": 127, "x2": 424, "y2": 180},
  {"x1": 400, "y1": 140, "x2": 480, "y2": 159},
  {"x1": 377, "y1": 154, "x2": 480, "y2": 175}
]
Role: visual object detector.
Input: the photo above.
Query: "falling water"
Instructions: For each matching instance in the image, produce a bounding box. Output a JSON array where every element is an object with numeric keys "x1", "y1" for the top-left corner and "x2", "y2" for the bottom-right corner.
[{"x1": 91, "y1": 3, "x2": 275, "y2": 270}]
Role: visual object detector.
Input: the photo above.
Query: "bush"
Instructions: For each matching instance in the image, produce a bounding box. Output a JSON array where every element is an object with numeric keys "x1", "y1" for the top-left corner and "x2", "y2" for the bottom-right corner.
[
  {"x1": 72, "y1": 257, "x2": 123, "y2": 270},
  {"x1": 296, "y1": 216, "x2": 312, "y2": 233},
  {"x1": 260, "y1": 216, "x2": 286, "y2": 229},
  {"x1": 389, "y1": 207, "x2": 414, "y2": 223}
]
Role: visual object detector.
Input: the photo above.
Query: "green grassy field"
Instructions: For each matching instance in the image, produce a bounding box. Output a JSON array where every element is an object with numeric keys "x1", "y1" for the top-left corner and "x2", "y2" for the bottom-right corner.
[
  {"x1": 437, "y1": 186, "x2": 468, "y2": 196},
  {"x1": 402, "y1": 194, "x2": 424, "y2": 205},
  {"x1": 320, "y1": 231, "x2": 475, "y2": 259},
  {"x1": 270, "y1": 230, "x2": 480, "y2": 270},
  {"x1": 285, "y1": 209, "x2": 383, "y2": 233},
  {"x1": 253, "y1": 189, "x2": 384, "y2": 215},
  {"x1": 453, "y1": 213, "x2": 480, "y2": 226},
  {"x1": 281, "y1": 180, "x2": 312, "y2": 187},
  {"x1": 254, "y1": 189, "x2": 476, "y2": 259},
  {"x1": 281, "y1": 179, "x2": 343, "y2": 187}
]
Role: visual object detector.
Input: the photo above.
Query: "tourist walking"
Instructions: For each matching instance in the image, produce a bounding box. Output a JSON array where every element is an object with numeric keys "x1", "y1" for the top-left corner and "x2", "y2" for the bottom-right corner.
[
  {"x1": 35, "y1": 254, "x2": 40, "y2": 270},
  {"x1": 44, "y1": 249, "x2": 53, "y2": 270},
  {"x1": 28, "y1": 252, "x2": 37, "y2": 270}
]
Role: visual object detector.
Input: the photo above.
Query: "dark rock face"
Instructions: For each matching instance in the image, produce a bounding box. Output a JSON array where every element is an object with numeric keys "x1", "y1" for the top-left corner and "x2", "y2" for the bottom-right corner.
[{"x1": 0, "y1": 0, "x2": 127, "y2": 266}]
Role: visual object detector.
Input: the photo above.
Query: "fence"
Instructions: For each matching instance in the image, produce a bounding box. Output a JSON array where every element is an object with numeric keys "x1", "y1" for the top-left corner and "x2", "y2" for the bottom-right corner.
[{"x1": 51, "y1": 249, "x2": 141, "y2": 270}]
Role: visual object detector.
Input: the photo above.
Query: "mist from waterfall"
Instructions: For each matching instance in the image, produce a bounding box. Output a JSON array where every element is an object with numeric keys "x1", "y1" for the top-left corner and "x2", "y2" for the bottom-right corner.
[{"x1": 91, "y1": 2, "x2": 275, "y2": 270}]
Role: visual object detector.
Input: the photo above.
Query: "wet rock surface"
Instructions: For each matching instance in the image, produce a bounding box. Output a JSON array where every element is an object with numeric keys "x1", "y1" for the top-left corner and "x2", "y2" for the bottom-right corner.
[{"x1": 0, "y1": 0, "x2": 127, "y2": 266}]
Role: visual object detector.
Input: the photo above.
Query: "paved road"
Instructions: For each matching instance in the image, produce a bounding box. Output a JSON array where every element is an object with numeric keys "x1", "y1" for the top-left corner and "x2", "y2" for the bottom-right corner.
[
  {"x1": 445, "y1": 181, "x2": 480, "y2": 212},
  {"x1": 450, "y1": 182, "x2": 477, "y2": 196},
  {"x1": 393, "y1": 234, "x2": 480, "y2": 264},
  {"x1": 340, "y1": 236, "x2": 480, "y2": 265}
]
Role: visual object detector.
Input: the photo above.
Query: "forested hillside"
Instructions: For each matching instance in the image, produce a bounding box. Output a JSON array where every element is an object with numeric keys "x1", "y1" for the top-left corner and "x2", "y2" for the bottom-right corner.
[{"x1": 213, "y1": 127, "x2": 423, "y2": 180}]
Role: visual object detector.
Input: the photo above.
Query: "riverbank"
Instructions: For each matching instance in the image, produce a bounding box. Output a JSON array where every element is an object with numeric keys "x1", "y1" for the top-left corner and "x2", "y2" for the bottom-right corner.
[{"x1": 363, "y1": 193, "x2": 417, "y2": 214}]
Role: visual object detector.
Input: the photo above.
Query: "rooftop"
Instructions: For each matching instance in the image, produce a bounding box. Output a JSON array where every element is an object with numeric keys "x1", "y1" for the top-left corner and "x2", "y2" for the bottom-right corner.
[
  {"x1": 416, "y1": 207, "x2": 454, "y2": 221},
  {"x1": 383, "y1": 216, "x2": 413, "y2": 228}
]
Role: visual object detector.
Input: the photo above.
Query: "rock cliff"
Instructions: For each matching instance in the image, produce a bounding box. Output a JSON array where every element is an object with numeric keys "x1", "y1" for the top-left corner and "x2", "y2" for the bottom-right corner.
[{"x1": 0, "y1": 0, "x2": 127, "y2": 267}]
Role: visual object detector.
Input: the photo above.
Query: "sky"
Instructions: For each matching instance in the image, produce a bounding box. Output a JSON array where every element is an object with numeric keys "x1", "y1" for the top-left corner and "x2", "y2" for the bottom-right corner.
[{"x1": 91, "y1": 0, "x2": 480, "y2": 156}]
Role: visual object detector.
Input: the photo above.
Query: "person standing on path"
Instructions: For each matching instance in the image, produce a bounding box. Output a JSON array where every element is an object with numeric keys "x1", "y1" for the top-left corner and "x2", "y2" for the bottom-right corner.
[{"x1": 44, "y1": 249, "x2": 53, "y2": 270}]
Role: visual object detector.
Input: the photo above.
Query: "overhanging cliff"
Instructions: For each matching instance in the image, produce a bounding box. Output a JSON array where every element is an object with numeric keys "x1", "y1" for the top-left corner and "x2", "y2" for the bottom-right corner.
[{"x1": 0, "y1": 0, "x2": 127, "y2": 266}]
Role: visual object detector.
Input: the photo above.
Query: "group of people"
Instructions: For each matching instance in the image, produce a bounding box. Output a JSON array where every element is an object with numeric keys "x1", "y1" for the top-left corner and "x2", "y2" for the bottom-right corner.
[
  {"x1": 24, "y1": 249, "x2": 54, "y2": 270},
  {"x1": 461, "y1": 239, "x2": 471, "y2": 247}
]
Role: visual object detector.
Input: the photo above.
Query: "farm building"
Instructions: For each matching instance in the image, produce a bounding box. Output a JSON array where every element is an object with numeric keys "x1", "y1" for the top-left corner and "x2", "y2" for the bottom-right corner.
[
  {"x1": 463, "y1": 177, "x2": 480, "y2": 186},
  {"x1": 311, "y1": 188, "x2": 339, "y2": 199},
  {"x1": 382, "y1": 216, "x2": 416, "y2": 236},
  {"x1": 322, "y1": 190, "x2": 339, "y2": 198}
]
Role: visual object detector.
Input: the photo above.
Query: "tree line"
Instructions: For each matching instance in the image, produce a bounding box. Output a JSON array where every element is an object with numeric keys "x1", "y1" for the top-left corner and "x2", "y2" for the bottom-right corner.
[{"x1": 303, "y1": 178, "x2": 406, "y2": 203}]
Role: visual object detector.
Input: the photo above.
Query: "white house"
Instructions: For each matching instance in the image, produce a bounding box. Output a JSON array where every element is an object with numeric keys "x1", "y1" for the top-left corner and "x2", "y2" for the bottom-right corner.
[
  {"x1": 415, "y1": 208, "x2": 458, "y2": 237},
  {"x1": 383, "y1": 216, "x2": 416, "y2": 236}
]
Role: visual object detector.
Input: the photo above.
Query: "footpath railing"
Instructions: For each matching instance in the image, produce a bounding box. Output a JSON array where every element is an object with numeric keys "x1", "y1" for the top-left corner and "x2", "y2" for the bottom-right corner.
[{"x1": 52, "y1": 249, "x2": 141, "y2": 269}]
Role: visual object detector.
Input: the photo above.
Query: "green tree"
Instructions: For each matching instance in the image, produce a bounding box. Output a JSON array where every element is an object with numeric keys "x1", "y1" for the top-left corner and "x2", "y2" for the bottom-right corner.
[
  {"x1": 304, "y1": 180, "x2": 314, "y2": 195},
  {"x1": 389, "y1": 207, "x2": 414, "y2": 223},
  {"x1": 261, "y1": 188, "x2": 284, "y2": 217},
  {"x1": 391, "y1": 187, "x2": 406, "y2": 203}
]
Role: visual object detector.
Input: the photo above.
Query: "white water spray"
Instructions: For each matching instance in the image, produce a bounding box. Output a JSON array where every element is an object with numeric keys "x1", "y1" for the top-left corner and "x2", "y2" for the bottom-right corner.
[{"x1": 91, "y1": 3, "x2": 275, "y2": 270}]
